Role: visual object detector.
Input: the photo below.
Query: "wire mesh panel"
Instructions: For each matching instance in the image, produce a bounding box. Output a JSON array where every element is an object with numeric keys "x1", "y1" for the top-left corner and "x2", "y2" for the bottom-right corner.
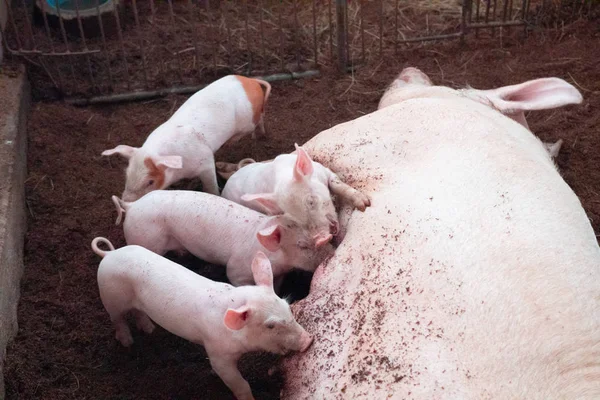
[
  {"x1": 2, "y1": 0, "x2": 333, "y2": 99},
  {"x1": 2, "y1": 0, "x2": 597, "y2": 102},
  {"x1": 333, "y1": 0, "x2": 596, "y2": 70}
]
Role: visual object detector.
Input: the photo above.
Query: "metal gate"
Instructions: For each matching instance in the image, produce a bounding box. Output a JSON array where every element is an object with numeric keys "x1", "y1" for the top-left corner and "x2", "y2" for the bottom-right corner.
[{"x1": 1, "y1": 0, "x2": 596, "y2": 104}]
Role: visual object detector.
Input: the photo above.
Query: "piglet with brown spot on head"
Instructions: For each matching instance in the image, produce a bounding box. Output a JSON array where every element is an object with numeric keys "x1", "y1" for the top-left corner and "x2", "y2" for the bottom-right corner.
[
  {"x1": 102, "y1": 144, "x2": 183, "y2": 202},
  {"x1": 101, "y1": 75, "x2": 274, "y2": 201}
]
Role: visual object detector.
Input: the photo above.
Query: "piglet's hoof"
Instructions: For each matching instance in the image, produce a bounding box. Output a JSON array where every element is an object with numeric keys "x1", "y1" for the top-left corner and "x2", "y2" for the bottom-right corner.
[{"x1": 352, "y1": 192, "x2": 371, "y2": 211}]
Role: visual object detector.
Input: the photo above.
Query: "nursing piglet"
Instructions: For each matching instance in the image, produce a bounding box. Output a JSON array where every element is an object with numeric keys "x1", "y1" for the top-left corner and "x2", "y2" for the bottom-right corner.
[
  {"x1": 221, "y1": 144, "x2": 370, "y2": 246},
  {"x1": 112, "y1": 190, "x2": 333, "y2": 287},
  {"x1": 92, "y1": 238, "x2": 312, "y2": 400},
  {"x1": 102, "y1": 75, "x2": 271, "y2": 200}
]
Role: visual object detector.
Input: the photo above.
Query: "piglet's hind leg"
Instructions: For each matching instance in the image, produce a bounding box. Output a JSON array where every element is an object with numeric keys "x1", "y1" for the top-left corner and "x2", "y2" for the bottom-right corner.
[{"x1": 133, "y1": 309, "x2": 156, "y2": 334}]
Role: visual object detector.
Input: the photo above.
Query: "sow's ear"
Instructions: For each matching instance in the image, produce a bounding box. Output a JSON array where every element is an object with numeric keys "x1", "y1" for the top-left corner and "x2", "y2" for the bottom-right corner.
[
  {"x1": 474, "y1": 78, "x2": 582, "y2": 130},
  {"x1": 481, "y1": 78, "x2": 583, "y2": 113}
]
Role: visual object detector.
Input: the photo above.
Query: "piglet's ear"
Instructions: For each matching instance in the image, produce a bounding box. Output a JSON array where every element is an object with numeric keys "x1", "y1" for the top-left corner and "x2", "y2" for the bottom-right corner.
[
  {"x1": 256, "y1": 224, "x2": 282, "y2": 252},
  {"x1": 153, "y1": 155, "x2": 183, "y2": 170},
  {"x1": 251, "y1": 251, "x2": 274, "y2": 289},
  {"x1": 314, "y1": 233, "x2": 333, "y2": 248},
  {"x1": 294, "y1": 143, "x2": 314, "y2": 181},
  {"x1": 101, "y1": 145, "x2": 137, "y2": 159},
  {"x1": 241, "y1": 193, "x2": 283, "y2": 215},
  {"x1": 544, "y1": 139, "x2": 563, "y2": 159},
  {"x1": 224, "y1": 306, "x2": 250, "y2": 331}
]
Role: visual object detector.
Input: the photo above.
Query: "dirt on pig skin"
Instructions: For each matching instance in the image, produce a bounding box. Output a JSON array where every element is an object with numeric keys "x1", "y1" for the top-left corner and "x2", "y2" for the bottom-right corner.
[{"x1": 5, "y1": 19, "x2": 600, "y2": 400}]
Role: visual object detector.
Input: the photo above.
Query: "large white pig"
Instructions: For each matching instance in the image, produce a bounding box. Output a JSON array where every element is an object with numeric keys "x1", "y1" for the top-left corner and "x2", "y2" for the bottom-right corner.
[
  {"x1": 221, "y1": 144, "x2": 371, "y2": 246},
  {"x1": 112, "y1": 190, "x2": 333, "y2": 288},
  {"x1": 282, "y1": 69, "x2": 599, "y2": 399},
  {"x1": 101, "y1": 75, "x2": 271, "y2": 200},
  {"x1": 91, "y1": 238, "x2": 312, "y2": 400}
]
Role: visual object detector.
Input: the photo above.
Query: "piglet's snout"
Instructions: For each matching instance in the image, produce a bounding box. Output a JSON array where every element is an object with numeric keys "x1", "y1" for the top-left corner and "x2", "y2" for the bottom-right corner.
[
  {"x1": 121, "y1": 191, "x2": 137, "y2": 202},
  {"x1": 299, "y1": 331, "x2": 313, "y2": 352}
]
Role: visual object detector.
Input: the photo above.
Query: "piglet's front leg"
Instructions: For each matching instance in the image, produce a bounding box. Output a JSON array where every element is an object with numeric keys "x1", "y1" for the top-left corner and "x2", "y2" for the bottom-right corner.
[
  {"x1": 328, "y1": 173, "x2": 371, "y2": 211},
  {"x1": 209, "y1": 354, "x2": 254, "y2": 400}
]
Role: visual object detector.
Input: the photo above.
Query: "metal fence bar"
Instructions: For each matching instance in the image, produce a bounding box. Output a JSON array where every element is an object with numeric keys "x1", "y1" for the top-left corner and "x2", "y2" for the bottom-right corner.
[
  {"x1": 492, "y1": 0, "x2": 498, "y2": 36},
  {"x1": 112, "y1": 0, "x2": 131, "y2": 90},
  {"x1": 259, "y1": 0, "x2": 266, "y2": 69},
  {"x1": 361, "y1": 0, "x2": 366, "y2": 61},
  {"x1": 96, "y1": 0, "x2": 114, "y2": 91},
  {"x1": 130, "y1": 0, "x2": 149, "y2": 88},
  {"x1": 336, "y1": 0, "x2": 347, "y2": 70},
  {"x1": 18, "y1": 0, "x2": 37, "y2": 50},
  {"x1": 6, "y1": 48, "x2": 100, "y2": 56},
  {"x1": 475, "y1": 0, "x2": 481, "y2": 37},
  {"x1": 507, "y1": 0, "x2": 514, "y2": 34},
  {"x1": 312, "y1": 0, "x2": 318, "y2": 67},
  {"x1": 502, "y1": 0, "x2": 509, "y2": 22},
  {"x1": 16, "y1": 0, "x2": 62, "y2": 92},
  {"x1": 399, "y1": 32, "x2": 464, "y2": 44},
  {"x1": 209, "y1": 0, "x2": 217, "y2": 71},
  {"x1": 74, "y1": 0, "x2": 97, "y2": 92},
  {"x1": 461, "y1": 0, "x2": 469, "y2": 39},
  {"x1": 149, "y1": 0, "x2": 167, "y2": 79},
  {"x1": 4, "y1": 0, "x2": 62, "y2": 92},
  {"x1": 468, "y1": 19, "x2": 526, "y2": 28},
  {"x1": 40, "y1": 3, "x2": 56, "y2": 54},
  {"x1": 378, "y1": 0, "x2": 384, "y2": 58},
  {"x1": 278, "y1": 1, "x2": 284, "y2": 72},
  {"x1": 394, "y1": 0, "x2": 399, "y2": 55},
  {"x1": 344, "y1": 0, "x2": 350, "y2": 66},
  {"x1": 244, "y1": 0, "x2": 252, "y2": 74},
  {"x1": 66, "y1": 70, "x2": 321, "y2": 106},
  {"x1": 225, "y1": 0, "x2": 233, "y2": 71},
  {"x1": 293, "y1": 0, "x2": 301, "y2": 69},
  {"x1": 328, "y1": 0, "x2": 333, "y2": 63},
  {"x1": 5, "y1": 0, "x2": 23, "y2": 52},
  {"x1": 53, "y1": 0, "x2": 77, "y2": 85},
  {"x1": 187, "y1": 0, "x2": 202, "y2": 80},
  {"x1": 167, "y1": 0, "x2": 184, "y2": 82},
  {"x1": 522, "y1": 0, "x2": 529, "y2": 36}
]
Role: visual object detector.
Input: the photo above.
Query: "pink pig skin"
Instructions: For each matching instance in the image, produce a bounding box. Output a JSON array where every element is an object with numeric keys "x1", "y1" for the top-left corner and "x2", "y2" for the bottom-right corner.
[
  {"x1": 91, "y1": 238, "x2": 312, "y2": 400},
  {"x1": 112, "y1": 190, "x2": 333, "y2": 289},
  {"x1": 101, "y1": 75, "x2": 271, "y2": 201},
  {"x1": 221, "y1": 144, "x2": 371, "y2": 247}
]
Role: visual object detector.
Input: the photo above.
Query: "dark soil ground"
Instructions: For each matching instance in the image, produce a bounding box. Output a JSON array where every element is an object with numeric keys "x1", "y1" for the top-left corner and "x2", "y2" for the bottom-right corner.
[{"x1": 4, "y1": 19, "x2": 600, "y2": 400}]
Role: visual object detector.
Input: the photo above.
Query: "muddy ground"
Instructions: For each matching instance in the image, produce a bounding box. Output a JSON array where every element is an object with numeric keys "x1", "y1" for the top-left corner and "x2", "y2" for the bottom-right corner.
[{"x1": 4, "y1": 19, "x2": 600, "y2": 400}]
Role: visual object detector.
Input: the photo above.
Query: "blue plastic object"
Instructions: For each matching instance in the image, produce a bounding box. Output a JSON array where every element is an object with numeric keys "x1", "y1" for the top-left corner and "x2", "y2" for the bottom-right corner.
[
  {"x1": 45, "y1": 0, "x2": 111, "y2": 9},
  {"x1": 46, "y1": 0, "x2": 70, "y2": 6}
]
